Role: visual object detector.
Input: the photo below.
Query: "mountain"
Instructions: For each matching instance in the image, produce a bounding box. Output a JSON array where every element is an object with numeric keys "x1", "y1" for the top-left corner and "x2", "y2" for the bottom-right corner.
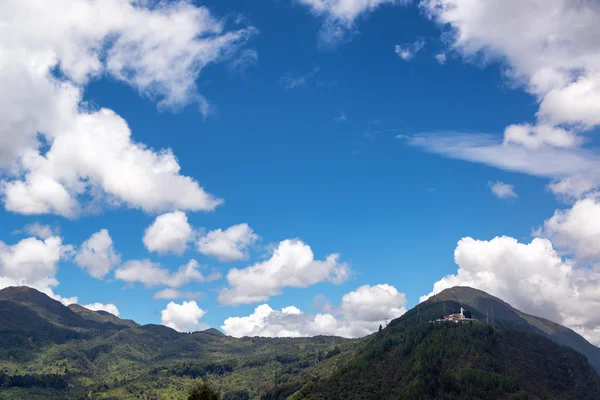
[
  {"x1": 68, "y1": 303, "x2": 139, "y2": 328},
  {"x1": 0, "y1": 286, "x2": 357, "y2": 399},
  {"x1": 421, "y1": 286, "x2": 600, "y2": 372},
  {"x1": 300, "y1": 287, "x2": 600, "y2": 399},
  {"x1": 1, "y1": 285, "x2": 600, "y2": 400},
  {"x1": 0, "y1": 286, "x2": 128, "y2": 346}
]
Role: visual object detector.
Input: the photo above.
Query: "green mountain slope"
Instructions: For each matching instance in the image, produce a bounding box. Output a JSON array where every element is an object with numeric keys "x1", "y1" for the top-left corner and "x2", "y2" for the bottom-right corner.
[
  {"x1": 423, "y1": 286, "x2": 600, "y2": 372},
  {"x1": 300, "y1": 321, "x2": 600, "y2": 400},
  {"x1": 0, "y1": 287, "x2": 128, "y2": 351},
  {"x1": 0, "y1": 287, "x2": 357, "y2": 399},
  {"x1": 1, "y1": 286, "x2": 600, "y2": 400},
  {"x1": 68, "y1": 304, "x2": 139, "y2": 328},
  {"x1": 299, "y1": 290, "x2": 600, "y2": 400}
]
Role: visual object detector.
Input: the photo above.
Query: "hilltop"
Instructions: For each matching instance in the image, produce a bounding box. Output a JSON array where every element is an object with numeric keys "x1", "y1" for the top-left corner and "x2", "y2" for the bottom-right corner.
[
  {"x1": 1, "y1": 286, "x2": 600, "y2": 399},
  {"x1": 300, "y1": 287, "x2": 600, "y2": 399}
]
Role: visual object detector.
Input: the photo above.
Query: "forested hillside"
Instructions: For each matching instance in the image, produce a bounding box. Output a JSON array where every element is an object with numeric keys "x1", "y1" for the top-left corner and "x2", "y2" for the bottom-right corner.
[{"x1": 1, "y1": 286, "x2": 600, "y2": 400}]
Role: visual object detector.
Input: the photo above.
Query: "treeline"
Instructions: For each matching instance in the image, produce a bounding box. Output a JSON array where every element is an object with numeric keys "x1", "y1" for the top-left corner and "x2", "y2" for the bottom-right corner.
[{"x1": 0, "y1": 372, "x2": 68, "y2": 389}]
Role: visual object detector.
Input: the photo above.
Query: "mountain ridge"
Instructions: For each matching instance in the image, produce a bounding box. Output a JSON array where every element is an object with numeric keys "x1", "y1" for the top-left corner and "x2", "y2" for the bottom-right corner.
[
  {"x1": 1, "y1": 285, "x2": 600, "y2": 399},
  {"x1": 423, "y1": 286, "x2": 600, "y2": 372}
]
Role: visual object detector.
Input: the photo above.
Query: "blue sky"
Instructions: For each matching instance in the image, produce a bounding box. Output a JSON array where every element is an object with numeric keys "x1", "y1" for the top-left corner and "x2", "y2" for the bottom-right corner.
[{"x1": 3, "y1": 0, "x2": 600, "y2": 342}]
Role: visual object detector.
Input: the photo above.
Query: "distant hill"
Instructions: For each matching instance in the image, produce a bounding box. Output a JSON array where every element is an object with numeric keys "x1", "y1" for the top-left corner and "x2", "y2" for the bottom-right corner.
[
  {"x1": 0, "y1": 286, "x2": 357, "y2": 399},
  {"x1": 419, "y1": 286, "x2": 600, "y2": 372},
  {"x1": 202, "y1": 327, "x2": 225, "y2": 336},
  {"x1": 68, "y1": 304, "x2": 139, "y2": 328},
  {"x1": 1, "y1": 285, "x2": 599, "y2": 400},
  {"x1": 299, "y1": 287, "x2": 600, "y2": 399},
  {"x1": 0, "y1": 286, "x2": 127, "y2": 345}
]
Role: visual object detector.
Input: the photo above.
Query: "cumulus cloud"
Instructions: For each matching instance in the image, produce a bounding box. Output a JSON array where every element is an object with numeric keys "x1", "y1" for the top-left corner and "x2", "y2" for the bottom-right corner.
[
  {"x1": 153, "y1": 288, "x2": 205, "y2": 300},
  {"x1": 542, "y1": 197, "x2": 600, "y2": 262},
  {"x1": 20, "y1": 223, "x2": 58, "y2": 240},
  {"x1": 423, "y1": 0, "x2": 600, "y2": 128},
  {"x1": 115, "y1": 259, "x2": 220, "y2": 288},
  {"x1": 420, "y1": 235, "x2": 600, "y2": 345},
  {"x1": 143, "y1": 211, "x2": 194, "y2": 255},
  {"x1": 395, "y1": 38, "x2": 425, "y2": 61},
  {"x1": 222, "y1": 284, "x2": 406, "y2": 338},
  {"x1": 0, "y1": 235, "x2": 76, "y2": 305},
  {"x1": 297, "y1": 0, "x2": 408, "y2": 46},
  {"x1": 0, "y1": 0, "x2": 256, "y2": 216},
  {"x1": 197, "y1": 223, "x2": 258, "y2": 262},
  {"x1": 74, "y1": 229, "x2": 121, "y2": 279},
  {"x1": 503, "y1": 123, "x2": 583, "y2": 150},
  {"x1": 547, "y1": 177, "x2": 596, "y2": 200},
  {"x1": 82, "y1": 302, "x2": 120, "y2": 317},
  {"x1": 414, "y1": 0, "x2": 600, "y2": 200},
  {"x1": 435, "y1": 53, "x2": 447, "y2": 64},
  {"x1": 161, "y1": 300, "x2": 208, "y2": 332},
  {"x1": 488, "y1": 181, "x2": 517, "y2": 200},
  {"x1": 218, "y1": 239, "x2": 351, "y2": 305}
]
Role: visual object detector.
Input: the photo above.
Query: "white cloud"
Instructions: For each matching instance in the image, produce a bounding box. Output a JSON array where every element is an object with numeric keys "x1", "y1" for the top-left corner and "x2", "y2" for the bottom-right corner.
[
  {"x1": 280, "y1": 67, "x2": 320, "y2": 90},
  {"x1": 143, "y1": 211, "x2": 194, "y2": 255},
  {"x1": 153, "y1": 288, "x2": 205, "y2": 300},
  {"x1": 0, "y1": 0, "x2": 256, "y2": 216},
  {"x1": 218, "y1": 239, "x2": 351, "y2": 305},
  {"x1": 197, "y1": 223, "x2": 258, "y2": 262},
  {"x1": 115, "y1": 259, "x2": 220, "y2": 288},
  {"x1": 297, "y1": 0, "x2": 408, "y2": 46},
  {"x1": 547, "y1": 177, "x2": 596, "y2": 200},
  {"x1": 20, "y1": 223, "x2": 57, "y2": 240},
  {"x1": 488, "y1": 181, "x2": 517, "y2": 200},
  {"x1": 222, "y1": 284, "x2": 406, "y2": 338},
  {"x1": 82, "y1": 302, "x2": 120, "y2": 317},
  {"x1": 74, "y1": 229, "x2": 121, "y2": 279},
  {"x1": 0, "y1": 235, "x2": 76, "y2": 305},
  {"x1": 542, "y1": 197, "x2": 600, "y2": 262},
  {"x1": 395, "y1": 38, "x2": 425, "y2": 61},
  {"x1": 422, "y1": 0, "x2": 600, "y2": 130},
  {"x1": 403, "y1": 133, "x2": 600, "y2": 201},
  {"x1": 161, "y1": 300, "x2": 208, "y2": 332},
  {"x1": 503, "y1": 123, "x2": 583, "y2": 150},
  {"x1": 2, "y1": 109, "x2": 224, "y2": 217},
  {"x1": 420, "y1": 235, "x2": 600, "y2": 345},
  {"x1": 435, "y1": 53, "x2": 447, "y2": 64},
  {"x1": 415, "y1": 0, "x2": 600, "y2": 200},
  {"x1": 339, "y1": 284, "x2": 406, "y2": 332}
]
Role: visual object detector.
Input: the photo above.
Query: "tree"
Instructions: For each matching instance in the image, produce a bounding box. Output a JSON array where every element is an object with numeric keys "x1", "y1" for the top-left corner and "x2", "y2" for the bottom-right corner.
[
  {"x1": 378, "y1": 325, "x2": 383, "y2": 336},
  {"x1": 188, "y1": 382, "x2": 220, "y2": 400}
]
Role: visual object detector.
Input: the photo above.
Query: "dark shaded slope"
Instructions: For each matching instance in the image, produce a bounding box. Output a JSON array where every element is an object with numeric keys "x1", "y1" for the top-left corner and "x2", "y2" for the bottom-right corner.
[
  {"x1": 68, "y1": 304, "x2": 139, "y2": 328},
  {"x1": 424, "y1": 286, "x2": 600, "y2": 372},
  {"x1": 0, "y1": 287, "x2": 126, "y2": 344},
  {"x1": 300, "y1": 321, "x2": 600, "y2": 400}
]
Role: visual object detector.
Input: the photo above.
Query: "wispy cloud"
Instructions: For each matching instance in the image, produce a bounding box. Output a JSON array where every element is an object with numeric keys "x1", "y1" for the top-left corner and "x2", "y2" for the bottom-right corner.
[
  {"x1": 335, "y1": 113, "x2": 348, "y2": 122},
  {"x1": 488, "y1": 181, "x2": 517, "y2": 200},
  {"x1": 399, "y1": 132, "x2": 600, "y2": 200},
  {"x1": 280, "y1": 66, "x2": 320, "y2": 90},
  {"x1": 395, "y1": 38, "x2": 426, "y2": 61},
  {"x1": 229, "y1": 49, "x2": 259, "y2": 75}
]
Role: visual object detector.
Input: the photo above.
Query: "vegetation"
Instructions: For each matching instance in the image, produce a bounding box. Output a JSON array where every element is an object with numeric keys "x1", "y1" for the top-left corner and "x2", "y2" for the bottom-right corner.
[
  {"x1": 1, "y1": 286, "x2": 600, "y2": 399},
  {"x1": 298, "y1": 321, "x2": 600, "y2": 399},
  {"x1": 188, "y1": 382, "x2": 220, "y2": 400}
]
